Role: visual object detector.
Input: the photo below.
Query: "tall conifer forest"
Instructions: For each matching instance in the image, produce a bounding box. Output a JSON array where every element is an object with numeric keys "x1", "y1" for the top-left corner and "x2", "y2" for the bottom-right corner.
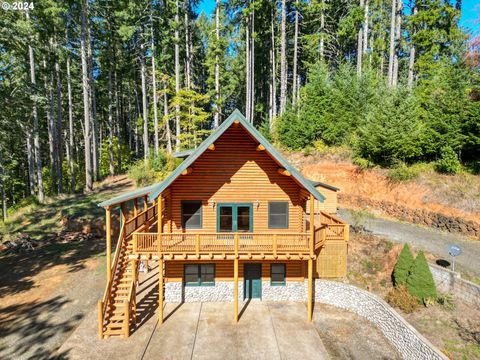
[{"x1": 0, "y1": 0, "x2": 479, "y2": 217}]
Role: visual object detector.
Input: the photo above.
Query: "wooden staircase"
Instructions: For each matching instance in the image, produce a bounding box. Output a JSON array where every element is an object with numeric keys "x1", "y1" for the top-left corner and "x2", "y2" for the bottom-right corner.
[{"x1": 98, "y1": 204, "x2": 157, "y2": 339}]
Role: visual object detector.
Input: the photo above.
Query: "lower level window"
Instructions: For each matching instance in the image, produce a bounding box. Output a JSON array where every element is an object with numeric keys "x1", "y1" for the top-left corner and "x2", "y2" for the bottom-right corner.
[
  {"x1": 185, "y1": 264, "x2": 215, "y2": 286},
  {"x1": 271, "y1": 264, "x2": 286, "y2": 286}
]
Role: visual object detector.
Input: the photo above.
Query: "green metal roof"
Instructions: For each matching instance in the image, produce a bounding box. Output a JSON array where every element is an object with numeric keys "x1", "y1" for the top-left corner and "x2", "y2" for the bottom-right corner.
[
  {"x1": 172, "y1": 149, "x2": 194, "y2": 158},
  {"x1": 148, "y1": 109, "x2": 326, "y2": 202},
  {"x1": 308, "y1": 180, "x2": 340, "y2": 192},
  {"x1": 98, "y1": 183, "x2": 157, "y2": 208}
]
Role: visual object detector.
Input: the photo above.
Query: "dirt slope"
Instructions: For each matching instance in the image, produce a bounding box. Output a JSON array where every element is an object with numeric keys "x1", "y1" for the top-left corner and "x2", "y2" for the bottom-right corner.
[{"x1": 285, "y1": 152, "x2": 480, "y2": 224}]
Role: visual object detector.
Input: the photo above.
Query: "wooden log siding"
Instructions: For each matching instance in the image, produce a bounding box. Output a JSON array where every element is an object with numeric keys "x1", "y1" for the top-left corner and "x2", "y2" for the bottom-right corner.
[
  {"x1": 162, "y1": 126, "x2": 305, "y2": 234},
  {"x1": 164, "y1": 260, "x2": 304, "y2": 282}
]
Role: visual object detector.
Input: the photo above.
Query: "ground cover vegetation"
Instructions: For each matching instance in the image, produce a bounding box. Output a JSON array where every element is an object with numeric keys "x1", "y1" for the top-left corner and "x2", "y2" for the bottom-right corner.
[{"x1": 0, "y1": 0, "x2": 479, "y2": 222}]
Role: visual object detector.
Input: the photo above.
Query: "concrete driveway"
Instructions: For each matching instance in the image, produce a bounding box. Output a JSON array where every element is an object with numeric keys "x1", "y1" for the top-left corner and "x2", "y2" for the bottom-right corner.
[{"x1": 58, "y1": 300, "x2": 330, "y2": 360}]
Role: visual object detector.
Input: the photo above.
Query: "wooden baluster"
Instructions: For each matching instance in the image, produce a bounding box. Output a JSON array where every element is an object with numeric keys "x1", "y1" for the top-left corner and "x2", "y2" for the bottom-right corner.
[
  {"x1": 273, "y1": 234, "x2": 277, "y2": 258},
  {"x1": 234, "y1": 233, "x2": 239, "y2": 258},
  {"x1": 196, "y1": 234, "x2": 200, "y2": 259}
]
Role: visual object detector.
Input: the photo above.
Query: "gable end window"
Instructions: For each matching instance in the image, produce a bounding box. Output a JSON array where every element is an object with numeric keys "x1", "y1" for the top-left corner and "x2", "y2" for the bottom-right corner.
[
  {"x1": 182, "y1": 201, "x2": 202, "y2": 229},
  {"x1": 271, "y1": 264, "x2": 286, "y2": 286},
  {"x1": 184, "y1": 264, "x2": 215, "y2": 286},
  {"x1": 268, "y1": 202, "x2": 289, "y2": 229}
]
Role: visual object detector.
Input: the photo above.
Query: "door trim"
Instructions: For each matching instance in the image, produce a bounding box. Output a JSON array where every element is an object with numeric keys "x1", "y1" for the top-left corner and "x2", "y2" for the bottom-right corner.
[{"x1": 216, "y1": 203, "x2": 253, "y2": 232}]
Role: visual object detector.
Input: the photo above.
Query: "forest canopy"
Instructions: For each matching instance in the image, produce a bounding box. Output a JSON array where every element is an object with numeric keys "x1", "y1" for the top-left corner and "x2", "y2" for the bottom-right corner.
[{"x1": 0, "y1": 0, "x2": 479, "y2": 219}]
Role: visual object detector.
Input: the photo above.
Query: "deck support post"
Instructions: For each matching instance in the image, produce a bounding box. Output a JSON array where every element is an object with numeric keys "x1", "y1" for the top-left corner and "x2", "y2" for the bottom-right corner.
[
  {"x1": 143, "y1": 195, "x2": 148, "y2": 211},
  {"x1": 309, "y1": 194, "x2": 315, "y2": 256},
  {"x1": 159, "y1": 259, "x2": 164, "y2": 324},
  {"x1": 133, "y1": 198, "x2": 139, "y2": 217},
  {"x1": 307, "y1": 258, "x2": 313, "y2": 322},
  {"x1": 121, "y1": 202, "x2": 127, "y2": 225},
  {"x1": 234, "y1": 258, "x2": 239, "y2": 323},
  {"x1": 106, "y1": 207, "x2": 112, "y2": 282},
  {"x1": 157, "y1": 193, "x2": 163, "y2": 239}
]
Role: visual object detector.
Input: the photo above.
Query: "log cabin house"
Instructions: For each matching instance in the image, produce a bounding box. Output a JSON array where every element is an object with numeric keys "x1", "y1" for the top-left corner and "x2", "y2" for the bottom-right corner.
[{"x1": 97, "y1": 110, "x2": 349, "y2": 338}]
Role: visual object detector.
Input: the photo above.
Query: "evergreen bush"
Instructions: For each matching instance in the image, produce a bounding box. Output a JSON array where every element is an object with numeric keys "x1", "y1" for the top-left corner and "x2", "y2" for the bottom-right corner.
[
  {"x1": 393, "y1": 244, "x2": 414, "y2": 286},
  {"x1": 435, "y1": 146, "x2": 461, "y2": 174},
  {"x1": 385, "y1": 284, "x2": 419, "y2": 313},
  {"x1": 406, "y1": 251, "x2": 437, "y2": 303}
]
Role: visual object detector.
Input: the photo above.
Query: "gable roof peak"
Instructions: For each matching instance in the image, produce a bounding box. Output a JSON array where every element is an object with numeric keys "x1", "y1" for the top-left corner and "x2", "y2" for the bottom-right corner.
[{"x1": 147, "y1": 110, "x2": 325, "y2": 201}]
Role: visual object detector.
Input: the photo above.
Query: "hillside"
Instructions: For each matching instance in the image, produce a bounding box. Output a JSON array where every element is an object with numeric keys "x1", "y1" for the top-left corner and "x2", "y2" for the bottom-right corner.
[{"x1": 285, "y1": 151, "x2": 480, "y2": 237}]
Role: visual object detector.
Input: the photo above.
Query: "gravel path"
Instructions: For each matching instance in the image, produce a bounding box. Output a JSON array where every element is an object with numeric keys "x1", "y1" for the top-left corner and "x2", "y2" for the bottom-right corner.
[{"x1": 338, "y1": 208, "x2": 480, "y2": 277}]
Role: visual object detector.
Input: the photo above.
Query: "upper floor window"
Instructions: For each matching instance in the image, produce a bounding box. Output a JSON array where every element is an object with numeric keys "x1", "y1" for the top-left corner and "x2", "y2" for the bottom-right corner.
[
  {"x1": 182, "y1": 201, "x2": 202, "y2": 229},
  {"x1": 268, "y1": 202, "x2": 289, "y2": 229}
]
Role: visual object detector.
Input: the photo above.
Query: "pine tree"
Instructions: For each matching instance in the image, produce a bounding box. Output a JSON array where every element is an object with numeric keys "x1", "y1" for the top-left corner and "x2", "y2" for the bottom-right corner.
[
  {"x1": 393, "y1": 244, "x2": 415, "y2": 286},
  {"x1": 406, "y1": 251, "x2": 437, "y2": 302}
]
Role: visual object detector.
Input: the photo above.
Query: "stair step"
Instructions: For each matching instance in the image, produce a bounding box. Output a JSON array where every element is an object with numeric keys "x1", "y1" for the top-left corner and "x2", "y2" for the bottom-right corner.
[{"x1": 103, "y1": 329, "x2": 126, "y2": 336}]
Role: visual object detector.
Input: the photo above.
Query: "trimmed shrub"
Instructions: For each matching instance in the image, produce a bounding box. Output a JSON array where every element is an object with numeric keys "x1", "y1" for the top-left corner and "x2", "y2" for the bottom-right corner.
[
  {"x1": 393, "y1": 244, "x2": 415, "y2": 286},
  {"x1": 385, "y1": 284, "x2": 419, "y2": 313},
  {"x1": 406, "y1": 251, "x2": 437, "y2": 303},
  {"x1": 435, "y1": 146, "x2": 461, "y2": 174}
]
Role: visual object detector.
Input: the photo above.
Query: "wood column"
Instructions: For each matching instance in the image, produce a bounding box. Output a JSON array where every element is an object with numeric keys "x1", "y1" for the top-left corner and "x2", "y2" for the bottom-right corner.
[
  {"x1": 308, "y1": 258, "x2": 313, "y2": 322},
  {"x1": 234, "y1": 258, "x2": 239, "y2": 323},
  {"x1": 121, "y1": 202, "x2": 127, "y2": 225},
  {"x1": 133, "y1": 198, "x2": 139, "y2": 217},
  {"x1": 157, "y1": 194, "x2": 163, "y2": 234},
  {"x1": 309, "y1": 194, "x2": 315, "y2": 256},
  {"x1": 144, "y1": 195, "x2": 148, "y2": 211},
  {"x1": 106, "y1": 207, "x2": 112, "y2": 282},
  {"x1": 159, "y1": 259, "x2": 164, "y2": 324}
]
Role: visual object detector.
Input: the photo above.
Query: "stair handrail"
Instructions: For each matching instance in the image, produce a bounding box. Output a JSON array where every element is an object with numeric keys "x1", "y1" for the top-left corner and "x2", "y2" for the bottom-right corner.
[{"x1": 98, "y1": 203, "x2": 157, "y2": 337}]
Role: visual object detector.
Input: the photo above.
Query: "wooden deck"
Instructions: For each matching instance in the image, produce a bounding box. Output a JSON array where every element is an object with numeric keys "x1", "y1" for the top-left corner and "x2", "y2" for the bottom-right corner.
[{"x1": 131, "y1": 211, "x2": 348, "y2": 261}]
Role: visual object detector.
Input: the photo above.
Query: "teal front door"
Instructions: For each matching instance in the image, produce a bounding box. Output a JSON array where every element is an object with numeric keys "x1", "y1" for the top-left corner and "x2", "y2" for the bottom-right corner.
[{"x1": 244, "y1": 264, "x2": 262, "y2": 299}]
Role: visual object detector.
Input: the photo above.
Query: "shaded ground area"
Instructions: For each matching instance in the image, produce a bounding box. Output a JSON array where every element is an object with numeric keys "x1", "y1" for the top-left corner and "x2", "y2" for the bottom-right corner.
[
  {"x1": 59, "y1": 270, "x2": 398, "y2": 360},
  {"x1": 339, "y1": 208, "x2": 480, "y2": 278},
  {"x1": 0, "y1": 176, "x2": 133, "y2": 359}
]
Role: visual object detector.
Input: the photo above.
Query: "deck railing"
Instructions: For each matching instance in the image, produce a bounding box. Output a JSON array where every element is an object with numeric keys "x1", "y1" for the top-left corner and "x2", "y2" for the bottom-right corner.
[{"x1": 132, "y1": 232, "x2": 311, "y2": 255}]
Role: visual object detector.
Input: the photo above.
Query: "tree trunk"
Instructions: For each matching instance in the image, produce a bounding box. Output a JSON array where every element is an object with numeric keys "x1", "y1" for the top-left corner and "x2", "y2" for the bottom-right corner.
[
  {"x1": 151, "y1": 8, "x2": 159, "y2": 155},
  {"x1": 320, "y1": 2, "x2": 325, "y2": 59},
  {"x1": 163, "y1": 81, "x2": 173, "y2": 154},
  {"x1": 363, "y1": 0, "x2": 369, "y2": 54},
  {"x1": 66, "y1": 56, "x2": 75, "y2": 192},
  {"x1": 26, "y1": 10, "x2": 44, "y2": 203},
  {"x1": 45, "y1": 54, "x2": 57, "y2": 194},
  {"x1": 54, "y1": 34, "x2": 63, "y2": 194},
  {"x1": 81, "y1": 0, "x2": 93, "y2": 192},
  {"x1": 250, "y1": 7, "x2": 255, "y2": 122},
  {"x1": 175, "y1": 0, "x2": 181, "y2": 152},
  {"x1": 0, "y1": 151, "x2": 6, "y2": 222},
  {"x1": 140, "y1": 39, "x2": 149, "y2": 161},
  {"x1": 279, "y1": 0, "x2": 287, "y2": 115},
  {"x1": 108, "y1": 64, "x2": 115, "y2": 176},
  {"x1": 26, "y1": 130, "x2": 35, "y2": 196},
  {"x1": 388, "y1": 0, "x2": 397, "y2": 86},
  {"x1": 357, "y1": 0, "x2": 365, "y2": 76},
  {"x1": 269, "y1": 10, "x2": 277, "y2": 129},
  {"x1": 87, "y1": 13, "x2": 99, "y2": 182},
  {"x1": 245, "y1": 12, "x2": 250, "y2": 121},
  {"x1": 407, "y1": 4, "x2": 417, "y2": 89},
  {"x1": 214, "y1": 0, "x2": 220, "y2": 128},
  {"x1": 184, "y1": 0, "x2": 192, "y2": 89},
  {"x1": 392, "y1": 0, "x2": 402, "y2": 87},
  {"x1": 292, "y1": 0, "x2": 299, "y2": 106}
]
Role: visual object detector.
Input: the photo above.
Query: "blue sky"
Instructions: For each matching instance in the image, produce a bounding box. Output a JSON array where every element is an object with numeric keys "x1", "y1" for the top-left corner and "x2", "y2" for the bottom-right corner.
[{"x1": 196, "y1": 0, "x2": 479, "y2": 35}]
